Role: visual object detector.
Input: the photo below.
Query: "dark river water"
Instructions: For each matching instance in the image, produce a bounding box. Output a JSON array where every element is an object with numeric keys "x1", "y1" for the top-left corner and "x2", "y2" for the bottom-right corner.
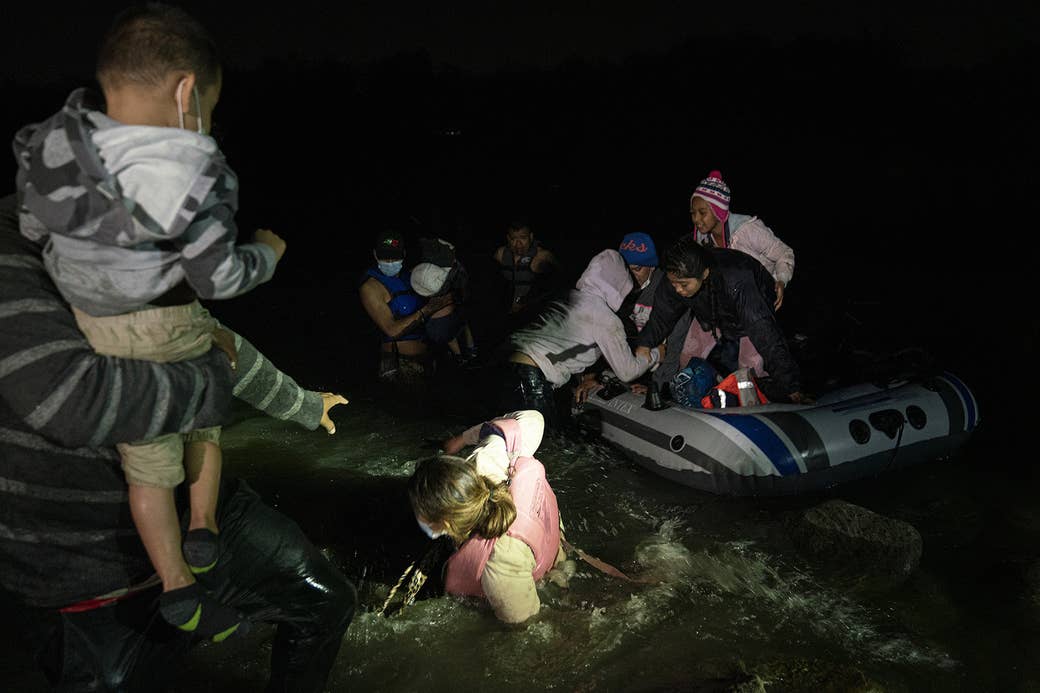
[
  {"x1": 1, "y1": 35, "x2": 1034, "y2": 690},
  {"x1": 0, "y1": 269, "x2": 1035, "y2": 693},
  {"x1": 1, "y1": 316, "x2": 1036, "y2": 692},
  {"x1": 162, "y1": 368, "x2": 1034, "y2": 693}
]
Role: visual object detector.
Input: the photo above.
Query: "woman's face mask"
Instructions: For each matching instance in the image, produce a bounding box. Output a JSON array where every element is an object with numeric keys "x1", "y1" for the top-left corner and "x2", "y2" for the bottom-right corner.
[
  {"x1": 378, "y1": 260, "x2": 404, "y2": 277},
  {"x1": 417, "y1": 518, "x2": 445, "y2": 539}
]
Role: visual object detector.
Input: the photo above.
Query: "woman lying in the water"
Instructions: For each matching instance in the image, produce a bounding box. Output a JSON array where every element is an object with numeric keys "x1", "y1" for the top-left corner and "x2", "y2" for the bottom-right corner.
[{"x1": 409, "y1": 410, "x2": 572, "y2": 623}]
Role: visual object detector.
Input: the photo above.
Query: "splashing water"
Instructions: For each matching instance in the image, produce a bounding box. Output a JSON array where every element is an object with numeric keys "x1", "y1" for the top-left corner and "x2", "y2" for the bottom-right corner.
[{"x1": 169, "y1": 395, "x2": 1020, "y2": 691}]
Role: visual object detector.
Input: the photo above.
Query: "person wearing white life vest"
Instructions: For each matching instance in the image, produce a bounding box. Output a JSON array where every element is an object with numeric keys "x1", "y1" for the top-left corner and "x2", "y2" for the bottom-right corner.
[{"x1": 410, "y1": 410, "x2": 570, "y2": 623}]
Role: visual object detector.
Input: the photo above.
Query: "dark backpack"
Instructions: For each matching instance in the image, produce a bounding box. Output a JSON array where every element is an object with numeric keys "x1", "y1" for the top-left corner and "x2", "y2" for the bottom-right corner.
[{"x1": 418, "y1": 237, "x2": 457, "y2": 268}]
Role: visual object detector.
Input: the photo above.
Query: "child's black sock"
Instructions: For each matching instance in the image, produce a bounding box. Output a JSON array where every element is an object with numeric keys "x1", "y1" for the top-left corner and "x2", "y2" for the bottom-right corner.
[
  {"x1": 183, "y1": 528, "x2": 219, "y2": 574},
  {"x1": 159, "y1": 583, "x2": 247, "y2": 642}
]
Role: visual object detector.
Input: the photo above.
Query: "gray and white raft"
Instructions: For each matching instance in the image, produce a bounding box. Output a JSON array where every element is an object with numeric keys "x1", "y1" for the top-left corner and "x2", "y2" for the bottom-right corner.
[{"x1": 582, "y1": 372, "x2": 980, "y2": 496}]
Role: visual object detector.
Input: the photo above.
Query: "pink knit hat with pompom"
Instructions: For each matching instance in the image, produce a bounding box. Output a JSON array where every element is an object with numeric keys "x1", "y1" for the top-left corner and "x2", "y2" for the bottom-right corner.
[{"x1": 690, "y1": 170, "x2": 731, "y2": 223}]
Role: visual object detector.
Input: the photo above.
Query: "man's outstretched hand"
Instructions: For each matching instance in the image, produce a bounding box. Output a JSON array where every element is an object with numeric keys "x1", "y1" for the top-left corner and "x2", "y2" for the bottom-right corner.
[{"x1": 319, "y1": 393, "x2": 349, "y2": 434}]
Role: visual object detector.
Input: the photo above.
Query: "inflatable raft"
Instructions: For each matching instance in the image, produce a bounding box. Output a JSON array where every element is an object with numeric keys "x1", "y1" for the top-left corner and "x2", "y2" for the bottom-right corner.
[{"x1": 581, "y1": 372, "x2": 980, "y2": 496}]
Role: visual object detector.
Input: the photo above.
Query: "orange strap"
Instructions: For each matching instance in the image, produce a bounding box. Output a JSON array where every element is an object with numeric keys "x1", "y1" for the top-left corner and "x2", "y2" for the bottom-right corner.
[
  {"x1": 59, "y1": 594, "x2": 127, "y2": 613},
  {"x1": 561, "y1": 538, "x2": 659, "y2": 585},
  {"x1": 58, "y1": 575, "x2": 161, "y2": 613}
]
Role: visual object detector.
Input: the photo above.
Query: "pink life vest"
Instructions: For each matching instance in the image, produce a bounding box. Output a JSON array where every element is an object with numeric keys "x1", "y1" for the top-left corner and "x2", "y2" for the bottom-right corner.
[{"x1": 443, "y1": 417, "x2": 562, "y2": 598}]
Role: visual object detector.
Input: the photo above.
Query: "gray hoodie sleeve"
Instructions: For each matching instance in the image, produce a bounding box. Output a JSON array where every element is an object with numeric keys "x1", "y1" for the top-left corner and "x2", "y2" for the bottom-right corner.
[
  {"x1": 177, "y1": 162, "x2": 277, "y2": 301},
  {"x1": 223, "y1": 327, "x2": 324, "y2": 430},
  {"x1": 595, "y1": 312, "x2": 653, "y2": 383}
]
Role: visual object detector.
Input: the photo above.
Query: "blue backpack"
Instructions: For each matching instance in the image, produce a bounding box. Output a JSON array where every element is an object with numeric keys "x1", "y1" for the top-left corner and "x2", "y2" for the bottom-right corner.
[{"x1": 671, "y1": 357, "x2": 719, "y2": 409}]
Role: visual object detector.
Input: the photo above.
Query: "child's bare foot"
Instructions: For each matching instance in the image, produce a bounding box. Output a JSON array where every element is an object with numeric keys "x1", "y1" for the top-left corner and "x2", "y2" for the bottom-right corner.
[{"x1": 319, "y1": 392, "x2": 348, "y2": 435}]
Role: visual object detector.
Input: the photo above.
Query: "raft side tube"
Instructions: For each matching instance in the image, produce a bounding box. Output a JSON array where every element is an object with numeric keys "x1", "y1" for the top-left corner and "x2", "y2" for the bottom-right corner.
[{"x1": 586, "y1": 373, "x2": 978, "y2": 496}]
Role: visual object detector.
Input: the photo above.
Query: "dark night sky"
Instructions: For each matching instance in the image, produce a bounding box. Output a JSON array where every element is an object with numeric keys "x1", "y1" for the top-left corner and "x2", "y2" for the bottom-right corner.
[
  {"x1": 1, "y1": 1, "x2": 1037, "y2": 426},
  {"x1": 1, "y1": 2, "x2": 1034, "y2": 283},
  {"x1": 2, "y1": 1, "x2": 1034, "y2": 82}
]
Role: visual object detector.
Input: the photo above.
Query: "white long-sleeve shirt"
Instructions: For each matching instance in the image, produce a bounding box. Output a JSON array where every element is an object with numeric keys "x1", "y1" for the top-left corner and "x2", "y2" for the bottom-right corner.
[{"x1": 512, "y1": 249, "x2": 654, "y2": 386}]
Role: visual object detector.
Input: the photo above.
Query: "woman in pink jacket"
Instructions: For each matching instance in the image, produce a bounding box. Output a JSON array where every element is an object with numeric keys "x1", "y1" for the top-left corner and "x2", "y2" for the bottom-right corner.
[
  {"x1": 410, "y1": 410, "x2": 571, "y2": 623},
  {"x1": 689, "y1": 170, "x2": 795, "y2": 305}
]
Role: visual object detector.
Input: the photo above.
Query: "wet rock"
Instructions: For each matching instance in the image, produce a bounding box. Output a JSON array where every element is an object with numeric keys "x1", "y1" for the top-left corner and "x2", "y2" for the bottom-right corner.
[{"x1": 786, "y1": 500, "x2": 923, "y2": 589}]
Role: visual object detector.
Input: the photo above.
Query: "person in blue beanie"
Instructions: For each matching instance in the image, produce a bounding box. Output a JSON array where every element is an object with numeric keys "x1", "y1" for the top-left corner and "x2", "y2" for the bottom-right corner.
[
  {"x1": 616, "y1": 232, "x2": 662, "y2": 336},
  {"x1": 575, "y1": 232, "x2": 690, "y2": 403}
]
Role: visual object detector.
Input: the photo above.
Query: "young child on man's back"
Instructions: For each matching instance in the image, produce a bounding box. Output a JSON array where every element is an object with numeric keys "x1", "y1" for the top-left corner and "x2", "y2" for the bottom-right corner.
[{"x1": 14, "y1": 3, "x2": 285, "y2": 641}]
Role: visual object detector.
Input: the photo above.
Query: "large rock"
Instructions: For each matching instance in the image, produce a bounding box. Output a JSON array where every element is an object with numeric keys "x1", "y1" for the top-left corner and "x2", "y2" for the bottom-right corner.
[{"x1": 787, "y1": 500, "x2": 923, "y2": 588}]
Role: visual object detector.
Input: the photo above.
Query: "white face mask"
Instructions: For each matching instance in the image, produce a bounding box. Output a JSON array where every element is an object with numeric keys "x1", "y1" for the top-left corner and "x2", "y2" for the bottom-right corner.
[
  {"x1": 417, "y1": 519, "x2": 445, "y2": 539},
  {"x1": 378, "y1": 260, "x2": 404, "y2": 277},
  {"x1": 176, "y1": 78, "x2": 204, "y2": 134},
  {"x1": 639, "y1": 276, "x2": 652, "y2": 291}
]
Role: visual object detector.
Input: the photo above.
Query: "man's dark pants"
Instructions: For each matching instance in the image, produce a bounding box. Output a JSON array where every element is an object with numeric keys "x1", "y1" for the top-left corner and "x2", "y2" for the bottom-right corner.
[{"x1": 31, "y1": 478, "x2": 356, "y2": 692}]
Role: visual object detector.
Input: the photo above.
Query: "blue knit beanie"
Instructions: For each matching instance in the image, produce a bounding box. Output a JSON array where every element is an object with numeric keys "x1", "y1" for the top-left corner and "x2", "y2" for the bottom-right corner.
[{"x1": 618, "y1": 232, "x2": 658, "y2": 267}]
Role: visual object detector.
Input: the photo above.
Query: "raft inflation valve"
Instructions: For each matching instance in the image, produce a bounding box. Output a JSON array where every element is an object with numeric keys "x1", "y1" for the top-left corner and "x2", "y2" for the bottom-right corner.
[
  {"x1": 670, "y1": 435, "x2": 686, "y2": 452},
  {"x1": 643, "y1": 381, "x2": 669, "y2": 411}
]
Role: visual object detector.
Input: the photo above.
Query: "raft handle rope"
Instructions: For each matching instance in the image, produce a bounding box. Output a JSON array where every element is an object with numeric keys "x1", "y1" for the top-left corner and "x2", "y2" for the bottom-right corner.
[
  {"x1": 868, "y1": 408, "x2": 907, "y2": 474},
  {"x1": 378, "y1": 560, "x2": 428, "y2": 618},
  {"x1": 883, "y1": 419, "x2": 905, "y2": 474},
  {"x1": 378, "y1": 537, "x2": 451, "y2": 617}
]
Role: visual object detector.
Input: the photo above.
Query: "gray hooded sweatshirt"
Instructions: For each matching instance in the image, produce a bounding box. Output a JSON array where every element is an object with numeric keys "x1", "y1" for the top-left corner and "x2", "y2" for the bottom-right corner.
[
  {"x1": 12, "y1": 89, "x2": 276, "y2": 317},
  {"x1": 511, "y1": 249, "x2": 653, "y2": 387}
]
